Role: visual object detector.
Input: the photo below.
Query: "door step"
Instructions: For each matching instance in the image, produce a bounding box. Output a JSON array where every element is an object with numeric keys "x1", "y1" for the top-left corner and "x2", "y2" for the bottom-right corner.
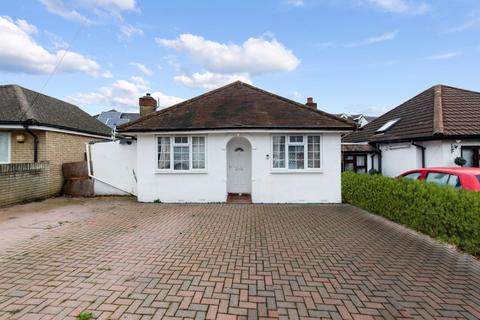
[{"x1": 227, "y1": 193, "x2": 252, "y2": 204}]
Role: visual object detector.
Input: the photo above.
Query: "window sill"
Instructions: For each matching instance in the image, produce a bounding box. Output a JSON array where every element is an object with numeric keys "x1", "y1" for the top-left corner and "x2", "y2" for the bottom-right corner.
[
  {"x1": 155, "y1": 169, "x2": 208, "y2": 174},
  {"x1": 270, "y1": 169, "x2": 324, "y2": 174}
]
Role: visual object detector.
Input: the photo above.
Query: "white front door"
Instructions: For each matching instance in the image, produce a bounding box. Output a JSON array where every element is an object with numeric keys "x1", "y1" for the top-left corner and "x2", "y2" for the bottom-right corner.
[{"x1": 227, "y1": 138, "x2": 251, "y2": 194}]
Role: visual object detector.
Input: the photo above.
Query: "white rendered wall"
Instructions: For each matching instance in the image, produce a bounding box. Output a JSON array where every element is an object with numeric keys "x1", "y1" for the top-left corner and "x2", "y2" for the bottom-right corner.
[
  {"x1": 422, "y1": 139, "x2": 480, "y2": 167},
  {"x1": 135, "y1": 132, "x2": 343, "y2": 203},
  {"x1": 91, "y1": 140, "x2": 137, "y2": 195},
  {"x1": 378, "y1": 139, "x2": 480, "y2": 176},
  {"x1": 379, "y1": 143, "x2": 421, "y2": 177}
]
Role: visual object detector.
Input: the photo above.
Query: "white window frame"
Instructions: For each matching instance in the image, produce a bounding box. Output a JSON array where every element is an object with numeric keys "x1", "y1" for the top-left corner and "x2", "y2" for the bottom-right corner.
[
  {"x1": 0, "y1": 132, "x2": 11, "y2": 164},
  {"x1": 270, "y1": 134, "x2": 323, "y2": 173},
  {"x1": 156, "y1": 135, "x2": 207, "y2": 173}
]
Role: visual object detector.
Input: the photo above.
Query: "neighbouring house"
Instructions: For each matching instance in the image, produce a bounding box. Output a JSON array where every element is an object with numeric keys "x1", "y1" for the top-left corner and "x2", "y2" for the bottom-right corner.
[
  {"x1": 336, "y1": 113, "x2": 377, "y2": 128},
  {"x1": 95, "y1": 109, "x2": 140, "y2": 129},
  {"x1": 0, "y1": 84, "x2": 111, "y2": 206},
  {"x1": 89, "y1": 81, "x2": 354, "y2": 203},
  {"x1": 342, "y1": 84, "x2": 480, "y2": 176}
]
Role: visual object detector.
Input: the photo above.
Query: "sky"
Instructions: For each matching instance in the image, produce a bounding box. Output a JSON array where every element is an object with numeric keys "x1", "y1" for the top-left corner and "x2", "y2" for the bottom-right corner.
[{"x1": 0, "y1": 0, "x2": 479, "y2": 116}]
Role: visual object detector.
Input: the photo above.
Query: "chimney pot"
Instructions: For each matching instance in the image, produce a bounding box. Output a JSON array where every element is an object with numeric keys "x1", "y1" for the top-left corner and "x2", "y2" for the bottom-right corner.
[
  {"x1": 305, "y1": 97, "x2": 317, "y2": 109},
  {"x1": 139, "y1": 93, "x2": 157, "y2": 117}
]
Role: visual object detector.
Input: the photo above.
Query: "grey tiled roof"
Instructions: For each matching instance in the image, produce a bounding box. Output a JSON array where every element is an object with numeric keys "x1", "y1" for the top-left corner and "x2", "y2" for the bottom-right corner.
[{"x1": 0, "y1": 84, "x2": 111, "y2": 137}]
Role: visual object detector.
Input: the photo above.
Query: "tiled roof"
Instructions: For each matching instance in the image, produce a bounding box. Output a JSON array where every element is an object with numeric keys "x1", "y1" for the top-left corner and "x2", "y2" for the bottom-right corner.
[
  {"x1": 118, "y1": 81, "x2": 355, "y2": 132},
  {"x1": 0, "y1": 84, "x2": 111, "y2": 136},
  {"x1": 343, "y1": 84, "x2": 480, "y2": 143},
  {"x1": 341, "y1": 143, "x2": 376, "y2": 152}
]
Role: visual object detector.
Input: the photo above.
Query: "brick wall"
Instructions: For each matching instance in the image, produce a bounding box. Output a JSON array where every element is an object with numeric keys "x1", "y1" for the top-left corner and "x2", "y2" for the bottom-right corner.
[
  {"x1": 10, "y1": 130, "x2": 47, "y2": 163},
  {"x1": 44, "y1": 131, "x2": 103, "y2": 195},
  {"x1": 0, "y1": 162, "x2": 50, "y2": 207},
  {"x1": 5, "y1": 129, "x2": 107, "y2": 205}
]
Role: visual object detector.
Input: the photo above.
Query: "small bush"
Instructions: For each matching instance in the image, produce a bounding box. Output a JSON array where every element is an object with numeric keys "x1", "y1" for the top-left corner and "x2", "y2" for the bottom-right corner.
[
  {"x1": 342, "y1": 172, "x2": 480, "y2": 256},
  {"x1": 78, "y1": 311, "x2": 93, "y2": 320}
]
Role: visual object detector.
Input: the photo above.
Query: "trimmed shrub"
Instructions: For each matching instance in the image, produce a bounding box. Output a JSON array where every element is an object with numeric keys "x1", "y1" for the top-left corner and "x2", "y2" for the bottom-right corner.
[{"x1": 342, "y1": 172, "x2": 480, "y2": 256}]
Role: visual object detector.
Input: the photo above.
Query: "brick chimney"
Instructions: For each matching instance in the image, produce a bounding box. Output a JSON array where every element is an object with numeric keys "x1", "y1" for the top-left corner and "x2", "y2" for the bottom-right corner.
[
  {"x1": 306, "y1": 97, "x2": 317, "y2": 109},
  {"x1": 139, "y1": 93, "x2": 157, "y2": 117}
]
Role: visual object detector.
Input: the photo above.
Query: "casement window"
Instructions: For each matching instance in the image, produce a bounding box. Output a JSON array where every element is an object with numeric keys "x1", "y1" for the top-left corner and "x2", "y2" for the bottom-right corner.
[
  {"x1": 342, "y1": 154, "x2": 367, "y2": 173},
  {"x1": 272, "y1": 135, "x2": 321, "y2": 170},
  {"x1": 157, "y1": 136, "x2": 206, "y2": 171},
  {"x1": 461, "y1": 146, "x2": 480, "y2": 168},
  {"x1": 157, "y1": 137, "x2": 171, "y2": 169},
  {"x1": 0, "y1": 132, "x2": 10, "y2": 164}
]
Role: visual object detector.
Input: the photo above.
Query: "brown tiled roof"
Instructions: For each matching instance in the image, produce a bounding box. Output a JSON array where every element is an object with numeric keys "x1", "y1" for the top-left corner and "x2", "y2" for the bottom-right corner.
[
  {"x1": 342, "y1": 84, "x2": 480, "y2": 143},
  {"x1": 341, "y1": 143, "x2": 376, "y2": 153},
  {"x1": 0, "y1": 84, "x2": 111, "y2": 137},
  {"x1": 118, "y1": 81, "x2": 354, "y2": 132}
]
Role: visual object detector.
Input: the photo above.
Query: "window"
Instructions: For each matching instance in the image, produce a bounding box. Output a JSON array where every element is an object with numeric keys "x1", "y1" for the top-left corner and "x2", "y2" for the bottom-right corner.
[
  {"x1": 288, "y1": 136, "x2": 304, "y2": 170},
  {"x1": 308, "y1": 136, "x2": 321, "y2": 169},
  {"x1": 425, "y1": 172, "x2": 450, "y2": 185},
  {"x1": 376, "y1": 118, "x2": 401, "y2": 133},
  {"x1": 192, "y1": 137, "x2": 206, "y2": 169},
  {"x1": 461, "y1": 146, "x2": 480, "y2": 168},
  {"x1": 272, "y1": 135, "x2": 321, "y2": 171},
  {"x1": 0, "y1": 132, "x2": 10, "y2": 164},
  {"x1": 272, "y1": 136, "x2": 285, "y2": 168},
  {"x1": 157, "y1": 136, "x2": 206, "y2": 171},
  {"x1": 447, "y1": 175, "x2": 461, "y2": 188},
  {"x1": 425, "y1": 172, "x2": 461, "y2": 188},
  {"x1": 342, "y1": 154, "x2": 367, "y2": 173},
  {"x1": 157, "y1": 137, "x2": 170, "y2": 169},
  {"x1": 173, "y1": 137, "x2": 190, "y2": 170},
  {"x1": 402, "y1": 172, "x2": 422, "y2": 180}
]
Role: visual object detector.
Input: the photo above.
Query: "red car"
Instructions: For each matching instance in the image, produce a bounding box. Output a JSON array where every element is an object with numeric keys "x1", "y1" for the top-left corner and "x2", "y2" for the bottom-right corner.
[{"x1": 399, "y1": 167, "x2": 480, "y2": 191}]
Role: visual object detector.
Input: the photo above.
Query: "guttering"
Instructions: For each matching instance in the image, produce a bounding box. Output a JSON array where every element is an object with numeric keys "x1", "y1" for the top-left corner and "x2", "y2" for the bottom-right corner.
[
  {"x1": 23, "y1": 119, "x2": 39, "y2": 163},
  {"x1": 125, "y1": 128, "x2": 354, "y2": 136},
  {"x1": 117, "y1": 126, "x2": 355, "y2": 134},
  {"x1": 0, "y1": 121, "x2": 111, "y2": 139},
  {"x1": 412, "y1": 142, "x2": 426, "y2": 168}
]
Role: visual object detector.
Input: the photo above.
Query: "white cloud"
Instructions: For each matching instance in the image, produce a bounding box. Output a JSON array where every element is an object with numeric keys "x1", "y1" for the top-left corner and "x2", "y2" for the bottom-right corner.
[
  {"x1": 285, "y1": 0, "x2": 304, "y2": 7},
  {"x1": 40, "y1": 0, "x2": 93, "y2": 24},
  {"x1": 156, "y1": 34, "x2": 300, "y2": 75},
  {"x1": 40, "y1": 0, "x2": 137, "y2": 26},
  {"x1": 174, "y1": 72, "x2": 251, "y2": 90},
  {"x1": 15, "y1": 19, "x2": 38, "y2": 34},
  {"x1": 364, "y1": 0, "x2": 429, "y2": 15},
  {"x1": 40, "y1": 0, "x2": 136, "y2": 20},
  {"x1": 44, "y1": 31, "x2": 69, "y2": 49},
  {"x1": 156, "y1": 33, "x2": 299, "y2": 90},
  {"x1": 345, "y1": 31, "x2": 398, "y2": 47},
  {"x1": 347, "y1": 104, "x2": 390, "y2": 116},
  {"x1": 446, "y1": 11, "x2": 480, "y2": 33},
  {"x1": 428, "y1": 52, "x2": 462, "y2": 60},
  {"x1": 68, "y1": 78, "x2": 183, "y2": 111},
  {"x1": 129, "y1": 62, "x2": 153, "y2": 76},
  {"x1": 118, "y1": 24, "x2": 143, "y2": 40},
  {"x1": 317, "y1": 31, "x2": 398, "y2": 49},
  {"x1": 0, "y1": 16, "x2": 108, "y2": 77}
]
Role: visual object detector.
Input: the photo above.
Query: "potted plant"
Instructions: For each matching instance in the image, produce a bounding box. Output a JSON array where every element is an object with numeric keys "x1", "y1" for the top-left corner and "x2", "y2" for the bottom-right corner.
[{"x1": 454, "y1": 156, "x2": 467, "y2": 167}]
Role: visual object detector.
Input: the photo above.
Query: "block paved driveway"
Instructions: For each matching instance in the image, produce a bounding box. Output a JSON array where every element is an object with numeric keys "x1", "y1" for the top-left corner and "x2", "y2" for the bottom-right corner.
[{"x1": 0, "y1": 198, "x2": 479, "y2": 320}]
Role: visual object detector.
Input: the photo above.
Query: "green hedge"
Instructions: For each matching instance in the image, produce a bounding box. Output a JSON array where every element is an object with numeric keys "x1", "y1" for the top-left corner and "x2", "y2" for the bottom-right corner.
[{"x1": 342, "y1": 172, "x2": 480, "y2": 256}]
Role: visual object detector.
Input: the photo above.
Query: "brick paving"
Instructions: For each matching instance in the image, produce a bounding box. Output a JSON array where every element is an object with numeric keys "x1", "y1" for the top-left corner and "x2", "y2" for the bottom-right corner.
[{"x1": 0, "y1": 200, "x2": 479, "y2": 319}]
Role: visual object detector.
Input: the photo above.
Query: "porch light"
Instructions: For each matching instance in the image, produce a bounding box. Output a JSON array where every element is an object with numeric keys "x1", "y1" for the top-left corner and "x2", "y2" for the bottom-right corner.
[{"x1": 16, "y1": 133, "x2": 26, "y2": 143}]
